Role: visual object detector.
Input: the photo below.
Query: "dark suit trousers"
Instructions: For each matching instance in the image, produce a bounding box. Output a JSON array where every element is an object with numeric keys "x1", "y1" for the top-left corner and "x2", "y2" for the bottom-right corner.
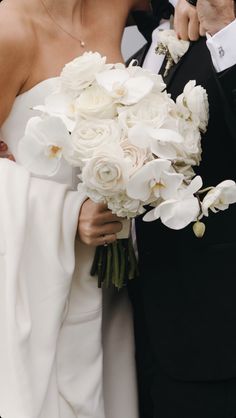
[{"x1": 129, "y1": 278, "x2": 236, "y2": 418}]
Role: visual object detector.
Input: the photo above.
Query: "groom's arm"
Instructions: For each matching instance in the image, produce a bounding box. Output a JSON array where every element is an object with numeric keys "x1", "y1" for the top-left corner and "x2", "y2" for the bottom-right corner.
[{"x1": 197, "y1": 0, "x2": 236, "y2": 130}]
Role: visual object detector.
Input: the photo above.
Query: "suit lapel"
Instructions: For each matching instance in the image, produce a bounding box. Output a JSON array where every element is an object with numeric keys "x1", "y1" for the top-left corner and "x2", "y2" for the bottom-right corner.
[{"x1": 126, "y1": 42, "x2": 151, "y2": 67}]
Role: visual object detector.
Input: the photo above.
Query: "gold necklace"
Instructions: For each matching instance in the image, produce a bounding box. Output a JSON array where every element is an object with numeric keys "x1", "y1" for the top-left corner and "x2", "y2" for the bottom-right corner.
[{"x1": 39, "y1": 0, "x2": 86, "y2": 47}]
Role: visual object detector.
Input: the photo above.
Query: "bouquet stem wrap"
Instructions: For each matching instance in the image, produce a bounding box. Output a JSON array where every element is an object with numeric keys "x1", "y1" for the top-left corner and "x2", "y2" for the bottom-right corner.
[{"x1": 90, "y1": 219, "x2": 138, "y2": 289}]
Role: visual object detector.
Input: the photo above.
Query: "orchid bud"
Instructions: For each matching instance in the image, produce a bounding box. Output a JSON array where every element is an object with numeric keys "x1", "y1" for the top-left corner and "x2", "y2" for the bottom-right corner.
[{"x1": 193, "y1": 221, "x2": 206, "y2": 238}]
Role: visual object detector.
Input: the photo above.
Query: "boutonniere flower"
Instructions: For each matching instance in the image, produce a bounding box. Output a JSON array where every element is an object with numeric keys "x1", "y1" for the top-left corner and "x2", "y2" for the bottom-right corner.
[{"x1": 155, "y1": 29, "x2": 190, "y2": 77}]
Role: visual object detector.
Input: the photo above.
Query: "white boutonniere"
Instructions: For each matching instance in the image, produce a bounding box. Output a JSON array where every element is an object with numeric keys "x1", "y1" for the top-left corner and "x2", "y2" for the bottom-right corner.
[{"x1": 155, "y1": 29, "x2": 190, "y2": 77}]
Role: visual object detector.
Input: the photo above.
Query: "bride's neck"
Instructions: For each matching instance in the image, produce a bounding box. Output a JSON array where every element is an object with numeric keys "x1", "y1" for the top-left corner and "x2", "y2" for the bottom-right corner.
[{"x1": 38, "y1": 0, "x2": 85, "y2": 22}]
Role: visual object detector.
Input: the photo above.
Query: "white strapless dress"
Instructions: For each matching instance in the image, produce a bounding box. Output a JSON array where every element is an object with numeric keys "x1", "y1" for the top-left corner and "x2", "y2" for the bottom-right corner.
[{"x1": 0, "y1": 79, "x2": 138, "y2": 418}]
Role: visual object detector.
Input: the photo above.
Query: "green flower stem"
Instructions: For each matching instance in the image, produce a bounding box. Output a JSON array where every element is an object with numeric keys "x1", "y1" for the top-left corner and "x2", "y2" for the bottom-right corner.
[
  {"x1": 112, "y1": 242, "x2": 120, "y2": 288},
  {"x1": 104, "y1": 245, "x2": 112, "y2": 288},
  {"x1": 90, "y1": 238, "x2": 139, "y2": 289},
  {"x1": 118, "y1": 241, "x2": 126, "y2": 289},
  {"x1": 197, "y1": 186, "x2": 214, "y2": 194}
]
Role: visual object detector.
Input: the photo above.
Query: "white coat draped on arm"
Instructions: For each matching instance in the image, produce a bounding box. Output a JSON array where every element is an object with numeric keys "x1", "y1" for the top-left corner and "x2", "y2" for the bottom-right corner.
[{"x1": 0, "y1": 159, "x2": 82, "y2": 418}]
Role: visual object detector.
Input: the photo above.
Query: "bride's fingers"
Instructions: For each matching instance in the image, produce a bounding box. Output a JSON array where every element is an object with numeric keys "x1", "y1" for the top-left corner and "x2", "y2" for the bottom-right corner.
[
  {"x1": 0, "y1": 140, "x2": 15, "y2": 161},
  {"x1": 0, "y1": 153, "x2": 15, "y2": 161},
  {"x1": 0, "y1": 140, "x2": 8, "y2": 152},
  {"x1": 97, "y1": 233, "x2": 117, "y2": 247},
  {"x1": 98, "y1": 221, "x2": 122, "y2": 236}
]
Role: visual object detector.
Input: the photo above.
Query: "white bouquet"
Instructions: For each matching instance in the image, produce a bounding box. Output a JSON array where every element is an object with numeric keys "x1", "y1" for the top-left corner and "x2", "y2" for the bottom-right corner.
[{"x1": 18, "y1": 51, "x2": 236, "y2": 287}]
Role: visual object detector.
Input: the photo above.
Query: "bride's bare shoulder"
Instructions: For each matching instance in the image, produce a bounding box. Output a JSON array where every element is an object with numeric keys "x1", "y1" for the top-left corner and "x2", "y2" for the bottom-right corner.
[
  {"x1": 0, "y1": 3, "x2": 35, "y2": 58},
  {"x1": 0, "y1": 3, "x2": 35, "y2": 123}
]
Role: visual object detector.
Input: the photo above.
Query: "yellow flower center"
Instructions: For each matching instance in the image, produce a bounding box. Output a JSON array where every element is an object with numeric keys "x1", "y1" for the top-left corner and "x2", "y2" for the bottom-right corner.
[{"x1": 48, "y1": 145, "x2": 62, "y2": 159}]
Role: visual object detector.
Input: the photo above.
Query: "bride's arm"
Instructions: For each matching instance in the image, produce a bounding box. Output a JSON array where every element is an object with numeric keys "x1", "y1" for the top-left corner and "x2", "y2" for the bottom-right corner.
[{"x1": 0, "y1": 11, "x2": 34, "y2": 125}]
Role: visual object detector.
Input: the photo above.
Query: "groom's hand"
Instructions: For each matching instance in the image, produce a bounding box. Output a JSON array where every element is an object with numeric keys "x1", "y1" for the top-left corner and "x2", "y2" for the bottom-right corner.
[
  {"x1": 197, "y1": 0, "x2": 235, "y2": 36},
  {"x1": 174, "y1": 0, "x2": 200, "y2": 40},
  {"x1": 0, "y1": 140, "x2": 15, "y2": 161}
]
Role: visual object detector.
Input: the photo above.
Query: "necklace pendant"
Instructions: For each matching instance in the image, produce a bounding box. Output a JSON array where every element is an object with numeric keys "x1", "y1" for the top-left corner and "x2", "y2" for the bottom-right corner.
[{"x1": 80, "y1": 40, "x2": 85, "y2": 48}]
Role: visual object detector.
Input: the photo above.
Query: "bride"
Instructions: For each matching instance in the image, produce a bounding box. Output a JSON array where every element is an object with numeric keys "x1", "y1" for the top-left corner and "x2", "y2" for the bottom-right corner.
[{"x1": 0, "y1": 0, "x2": 150, "y2": 417}]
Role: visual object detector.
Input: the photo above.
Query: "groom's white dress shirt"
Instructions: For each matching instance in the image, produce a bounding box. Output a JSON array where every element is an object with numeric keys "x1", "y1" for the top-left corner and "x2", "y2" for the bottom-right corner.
[{"x1": 142, "y1": 2, "x2": 236, "y2": 74}]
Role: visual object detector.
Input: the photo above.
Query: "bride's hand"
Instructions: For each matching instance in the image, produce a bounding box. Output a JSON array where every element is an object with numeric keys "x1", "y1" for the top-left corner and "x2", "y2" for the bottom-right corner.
[
  {"x1": 78, "y1": 199, "x2": 123, "y2": 247},
  {"x1": 0, "y1": 140, "x2": 15, "y2": 161}
]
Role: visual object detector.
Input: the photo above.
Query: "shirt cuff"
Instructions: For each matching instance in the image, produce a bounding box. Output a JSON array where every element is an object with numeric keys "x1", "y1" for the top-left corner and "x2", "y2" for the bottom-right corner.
[{"x1": 206, "y1": 19, "x2": 236, "y2": 72}]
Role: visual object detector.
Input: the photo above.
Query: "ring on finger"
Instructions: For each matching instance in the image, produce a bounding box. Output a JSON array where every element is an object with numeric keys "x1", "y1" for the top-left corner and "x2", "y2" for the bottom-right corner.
[{"x1": 102, "y1": 235, "x2": 108, "y2": 247}]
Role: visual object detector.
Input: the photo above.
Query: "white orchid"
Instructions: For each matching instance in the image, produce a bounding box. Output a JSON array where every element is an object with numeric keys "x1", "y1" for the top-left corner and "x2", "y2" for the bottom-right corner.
[
  {"x1": 34, "y1": 92, "x2": 76, "y2": 132},
  {"x1": 129, "y1": 123, "x2": 184, "y2": 160},
  {"x1": 143, "y1": 176, "x2": 202, "y2": 230},
  {"x1": 126, "y1": 159, "x2": 184, "y2": 202},
  {"x1": 18, "y1": 116, "x2": 72, "y2": 176},
  {"x1": 202, "y1": 180, "x2": 236, "y2": 216},
  {"x1": 96, "y1": 68, "x2": 154, "y2": 105}
]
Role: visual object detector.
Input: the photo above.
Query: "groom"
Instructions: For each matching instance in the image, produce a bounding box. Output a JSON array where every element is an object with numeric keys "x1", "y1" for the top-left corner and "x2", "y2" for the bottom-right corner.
[{"x1": 130, "y1": 0, "x2": 236, "y2": 417}]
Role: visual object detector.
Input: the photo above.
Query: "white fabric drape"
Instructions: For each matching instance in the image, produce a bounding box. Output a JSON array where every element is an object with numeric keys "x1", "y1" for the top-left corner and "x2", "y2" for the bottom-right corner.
[{"x1": 0, "y1": 159, "x2": 83, "y2": 418}]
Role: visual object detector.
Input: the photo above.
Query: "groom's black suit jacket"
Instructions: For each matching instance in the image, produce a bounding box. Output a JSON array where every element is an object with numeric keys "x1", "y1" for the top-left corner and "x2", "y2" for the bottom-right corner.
[{"x1": 130, "y1": 12, "x2": 236, "y2": 383}]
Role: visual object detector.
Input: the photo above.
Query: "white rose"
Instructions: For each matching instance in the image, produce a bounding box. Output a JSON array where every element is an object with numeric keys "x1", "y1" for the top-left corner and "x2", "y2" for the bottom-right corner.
[
  {"x1": 118, "y1": 92, "x2": 174, "y2": 133},
  {"x1": 75, "y1": 85, "x2": 117, "y2": 119},
  {"x1": 81, "y1": 145, "x2": 130, "y2": 197},
  {"x1": 65, "y1": 119, "x2": 121, "y2": 166},
  {"x1": 60, "y1": 51, "x2": 107, "y2": 97},
  {"x1": 120, "y1": 139, "x2": 150, "y2": 176}
]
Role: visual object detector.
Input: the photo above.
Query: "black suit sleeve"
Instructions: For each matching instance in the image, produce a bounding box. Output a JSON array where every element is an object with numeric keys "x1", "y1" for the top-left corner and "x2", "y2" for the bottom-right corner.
[
  {"x1": 215, "y1": 64, "x2": 236, "y2": 142},
  {"x1": 218, "y1": 64, "x2": 236, "y2": 114}
]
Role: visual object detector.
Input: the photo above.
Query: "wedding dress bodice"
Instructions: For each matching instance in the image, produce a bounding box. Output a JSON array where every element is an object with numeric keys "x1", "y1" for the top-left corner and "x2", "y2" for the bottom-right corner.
[{"x1": 1, "y1": 77, "x2": 78, "y2": 187}]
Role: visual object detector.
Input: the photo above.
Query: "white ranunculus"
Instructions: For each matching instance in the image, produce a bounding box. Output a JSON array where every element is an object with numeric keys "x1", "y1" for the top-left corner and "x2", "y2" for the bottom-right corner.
[
  {"x1": 96, "y1": 68, "x2": 154, "y2": 105},
  {"x1": 175, "y1": 119, "x2": 202, "y2": 166},
  {"x1": 65, "y1": 119, "x2": 121, "y2": 167},
  {"x1": 202, "y1": 180, "x2": 236, "y2": 216},
  {"x1": 126, "y1": 159, "x2": 184, "y2": 202},
  {"x1": 144, "y1": 175, "x2": 203, "y2": 229},
  {"x1": 81, "y1": 145, "x2": 130, "y2": 196},
  {"x1": 157, "y1": 29, "x2": 190, "y2": 64},
  {"x1": 18, "y1": 116, "x2": 72, "y2": 176},
  {"x1": 120, "y1": 139, "x2": 150, "y2": 176},
  {"x1": 75, "y1": 85, "x2": 117, "y2": 119},
  {"x1": 118, "y1": 92, "x2": 174, "y2": 133},
  {"x1": 60, "y1": 51, "x2": 107, "y2": 96},
  {"x1": 177, "y1": 80, "x2": 209, "y2": 132}
]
